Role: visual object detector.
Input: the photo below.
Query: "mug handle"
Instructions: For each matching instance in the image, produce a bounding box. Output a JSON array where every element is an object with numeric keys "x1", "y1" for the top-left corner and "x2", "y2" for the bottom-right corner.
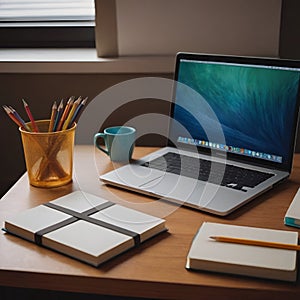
[{"x1": 94, "y1": 133, "x2": 109, "y2": 155}]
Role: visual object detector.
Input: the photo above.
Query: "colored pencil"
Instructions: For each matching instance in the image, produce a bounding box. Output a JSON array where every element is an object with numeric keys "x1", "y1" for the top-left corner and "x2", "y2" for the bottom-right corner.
[
  {"x1": 3, "y1": 105, "x2": 23, "y2": 128},
  {"x1": 53, "y1": 99, "x2": 64, "y2": 132},
  {"x1": 56, "y1": 96, "x2": 74, "y2": 130},
  {"x1": 5, "y1": 96, "x2": 87, "y2": 133},
  {"x1": 22, "y1": 99, "x2": 39, "y2": 132},
  {"x1": 48, "y1": 101, "x2": 57, "y2": 132},
  {"x1": 209, "y1": 236, "x2": 300, "y2": 251},
  {"x1": 68, "y1": 97, "x2": 87, "y2": 128},
  {"x1": 56, "y1": 96, "x2": 74, "y2": 131},
  {"x1": 62, "y1": 96, "x2": 82, "y2": 130},
  {"x1": 8, "y1": 106, "x2": 31, "y2": 131}
]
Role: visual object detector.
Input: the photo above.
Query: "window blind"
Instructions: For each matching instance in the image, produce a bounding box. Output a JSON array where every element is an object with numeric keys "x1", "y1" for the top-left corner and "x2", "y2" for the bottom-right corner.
[
  {"x1": 0, "y1": 0, "x2": 95, "y2": 47},
  {"x1": 0, "y1": 0, "x2": 95, "y2": 22}
]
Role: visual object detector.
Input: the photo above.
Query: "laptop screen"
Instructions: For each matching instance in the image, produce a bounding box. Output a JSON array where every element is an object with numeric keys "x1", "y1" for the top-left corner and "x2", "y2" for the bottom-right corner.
[{"x1": 169, "y1": 53, "x2": 300, "y2": 170}]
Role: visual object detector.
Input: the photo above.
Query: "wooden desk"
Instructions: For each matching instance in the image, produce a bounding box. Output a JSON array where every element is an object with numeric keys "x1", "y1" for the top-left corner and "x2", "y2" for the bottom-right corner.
[{"x1": 1, "y1": 146, "x2": 300, "y2": 300}]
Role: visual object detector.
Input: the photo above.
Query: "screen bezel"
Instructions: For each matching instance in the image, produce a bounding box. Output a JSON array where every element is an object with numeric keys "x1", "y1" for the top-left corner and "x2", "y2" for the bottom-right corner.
[{"x1": 168, "y1": 52, "x2": 300, "y2": 172}]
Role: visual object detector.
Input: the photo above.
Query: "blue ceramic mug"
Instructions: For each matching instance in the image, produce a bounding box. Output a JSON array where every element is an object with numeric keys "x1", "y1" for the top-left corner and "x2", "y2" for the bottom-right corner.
[{"x1": 94, "y1": 126, "x2": 136, "y2": 162}]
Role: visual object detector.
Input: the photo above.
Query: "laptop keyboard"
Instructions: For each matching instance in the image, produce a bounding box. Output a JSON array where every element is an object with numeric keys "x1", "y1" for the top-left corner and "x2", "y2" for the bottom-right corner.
[{"x1": 141, "y1": 152, "x2": 274, "y2": 192}]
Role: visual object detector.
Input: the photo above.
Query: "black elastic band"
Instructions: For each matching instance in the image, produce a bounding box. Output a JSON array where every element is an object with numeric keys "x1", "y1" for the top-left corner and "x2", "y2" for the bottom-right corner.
[
  {"x1": 81, "y1": 201, "x2": 115, "y2": 216},
  {"x1": 40, "y1": 201, "x2": 140, "y2": 246},
  {"x1": 34, "y1": 216, "x2": 77, "y2": 245}
]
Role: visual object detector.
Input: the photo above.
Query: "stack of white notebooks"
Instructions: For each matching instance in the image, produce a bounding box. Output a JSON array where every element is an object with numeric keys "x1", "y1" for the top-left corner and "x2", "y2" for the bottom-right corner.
[
  {"x1": 3, "y1": 191, "x2": 167, "y2": 267},
  {"x1": 186, "y1": 222, "x2": 298, "y2": 282}
]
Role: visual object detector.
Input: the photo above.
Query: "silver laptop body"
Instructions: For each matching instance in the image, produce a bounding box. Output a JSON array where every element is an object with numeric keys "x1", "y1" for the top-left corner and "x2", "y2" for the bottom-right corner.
[{"x1": 100, "y1": 53, "x2": 300, "y2": 216}]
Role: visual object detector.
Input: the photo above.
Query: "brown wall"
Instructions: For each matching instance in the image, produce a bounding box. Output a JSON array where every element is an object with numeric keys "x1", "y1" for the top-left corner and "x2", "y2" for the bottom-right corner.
[
  {"x1": 1, "y1": 71, "x2": 300, "y2": 198},
  {"x1": 0, "y1": 73, "x2": 171, "y2": 197}
]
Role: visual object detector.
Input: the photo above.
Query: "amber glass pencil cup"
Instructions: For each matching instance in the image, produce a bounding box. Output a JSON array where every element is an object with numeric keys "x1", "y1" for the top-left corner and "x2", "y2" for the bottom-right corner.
[{"x1": 20, "y1": 120, "x2": 76, "y2": 188}]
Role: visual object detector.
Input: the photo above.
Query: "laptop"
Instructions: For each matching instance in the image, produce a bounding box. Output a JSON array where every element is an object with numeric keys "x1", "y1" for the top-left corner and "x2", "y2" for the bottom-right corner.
[{"x1": 100, "y1": 52, "x2": 300, "y2": 216}]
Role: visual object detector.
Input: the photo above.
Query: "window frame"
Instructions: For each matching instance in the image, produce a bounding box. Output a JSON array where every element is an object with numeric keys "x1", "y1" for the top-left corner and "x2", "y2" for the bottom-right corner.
[{"x1": 0, "y1": 22, "x2": 95, "y2": 48}]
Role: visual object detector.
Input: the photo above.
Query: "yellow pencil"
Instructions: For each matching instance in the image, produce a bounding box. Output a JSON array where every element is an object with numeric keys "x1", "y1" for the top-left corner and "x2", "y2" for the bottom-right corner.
[
  {"x1": 210, "y1": 236, "x2": 300, "y2": 251},
  {"x1": 62, "y1": 96, "x2": 82, "y2": 130}
]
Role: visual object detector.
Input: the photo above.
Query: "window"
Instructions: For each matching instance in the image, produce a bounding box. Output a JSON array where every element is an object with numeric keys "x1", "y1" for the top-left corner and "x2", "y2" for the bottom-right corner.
[{"x1": 0, "y1": 0, "x2": 95, "y2": 47}]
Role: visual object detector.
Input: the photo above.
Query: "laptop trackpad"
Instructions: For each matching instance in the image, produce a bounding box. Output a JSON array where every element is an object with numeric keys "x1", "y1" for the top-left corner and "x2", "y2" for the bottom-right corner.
[
  {"x1": 140, "y1": 172, "x2": 238, "y2": 209},
  {"x1": 140, "y1": 172, "x2": 203, "y2": 201},
  {"x1": 101, "y1": 164, "x2": 164, "y2": 188}
]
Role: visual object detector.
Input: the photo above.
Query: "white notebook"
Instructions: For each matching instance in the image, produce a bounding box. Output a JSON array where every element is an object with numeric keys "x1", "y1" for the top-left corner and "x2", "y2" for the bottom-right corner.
[
  {"x1": 3, "y1": 191, "x2": 167, "y2": 267},
  {"x1": 285, "y1": 187, "x2": 300, "y2": 229},
  {"x1": 186, "y1": 222, "x2": 298, "y2": 282}
]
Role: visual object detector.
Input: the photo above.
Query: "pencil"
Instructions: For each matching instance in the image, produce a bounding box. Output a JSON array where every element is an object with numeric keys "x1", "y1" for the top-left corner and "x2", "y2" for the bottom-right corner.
[
  {"x1": 53, "y1": 99, "x2": 64, "y2": 132},
  {"x1": 48, "y1": 101, "x2": 57, "y2": 132},
  {"x1": 56, "y1": 96, "x2": 74, "y2": 131},
  {"x1": 3, "y1": 105, "x2": 23, "y2": 128},
  {"x1": 62, "y1": 96, "x2": 82, "y2": 130},
  {"x1": 209, "y1": 236, "x2": 300, "y2": 251},
  {"x1": 8, "y1": 106, "x2": 31, "y2": 131},
  {"x1": 22, "y1": 99, "x2": 39, "y2": 132},
  {"x1": 68, "y1": 97, "x2": 87, "y2": 128}
]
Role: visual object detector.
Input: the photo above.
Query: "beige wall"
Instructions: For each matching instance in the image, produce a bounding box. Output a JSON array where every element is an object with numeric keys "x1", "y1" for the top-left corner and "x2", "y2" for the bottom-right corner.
[
  {"x1": 96, "y1": 0, "x2": 299, "y2": 59},
  {"x1": 116, "y1": 0, "x2": 282, "y2": 57},
  {"x1": 96, "y1": 0, "x2": 283, "y2": 58}
]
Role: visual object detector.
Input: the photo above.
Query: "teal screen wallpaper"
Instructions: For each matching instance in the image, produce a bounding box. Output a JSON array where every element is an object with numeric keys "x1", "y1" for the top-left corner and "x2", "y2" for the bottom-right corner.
[{"x1": 171, "y1": 60, "x2": 300, "y2": 164}]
